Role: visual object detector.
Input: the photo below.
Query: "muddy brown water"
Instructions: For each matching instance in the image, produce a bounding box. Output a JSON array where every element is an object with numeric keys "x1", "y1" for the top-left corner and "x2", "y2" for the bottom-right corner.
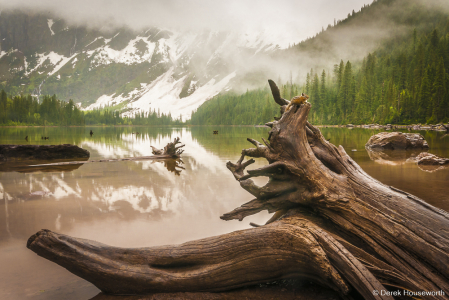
[{"x1": 0, "y1": 126, "x2": 448, "y2": 299}]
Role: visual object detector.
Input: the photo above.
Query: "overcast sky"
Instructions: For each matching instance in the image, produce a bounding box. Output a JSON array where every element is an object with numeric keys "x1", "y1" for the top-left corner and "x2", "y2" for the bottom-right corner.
[{"x1": 0, "y1": 0, "x2": 373, "y2": 45}]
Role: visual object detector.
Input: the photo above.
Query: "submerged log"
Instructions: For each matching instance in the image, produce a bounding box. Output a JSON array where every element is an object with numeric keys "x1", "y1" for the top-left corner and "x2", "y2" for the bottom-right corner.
[
  {"x1": 27, "y1": 81, "x2": 449, "y2": 299},
  {"x1": 0, "y1": 144, "x2": 89, "y2": 161}
]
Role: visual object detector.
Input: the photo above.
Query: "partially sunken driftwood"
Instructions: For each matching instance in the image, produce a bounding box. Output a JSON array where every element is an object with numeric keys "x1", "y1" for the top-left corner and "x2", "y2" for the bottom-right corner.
[
  {"x1": 151, "y1": 137, "x2": 185, "y2": 157},
  {"x1": 27, "y1": 138, "x2": 185, "y2": 167},
  {"x1": 27, "y1": 81, "x2": 449, "y2": 300}
]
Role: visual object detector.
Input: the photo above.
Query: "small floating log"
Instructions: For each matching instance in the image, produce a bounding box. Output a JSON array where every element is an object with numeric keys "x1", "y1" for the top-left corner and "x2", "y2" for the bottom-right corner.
[{"x1": 29, "y1": 155, "x2": 179, "y2": 167}]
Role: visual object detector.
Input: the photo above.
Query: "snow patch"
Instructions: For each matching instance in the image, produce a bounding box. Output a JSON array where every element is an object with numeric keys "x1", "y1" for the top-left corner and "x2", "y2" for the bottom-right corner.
[
  {"x1": 49, "y1": 53, "x2": 77, "y2": 76},
  {"x1": 85, "y1": 37, "x2": 103, "y2": 48},
  {"x1": 47, "y1": 19, "x2": 55, "y2": 36},
  {"x1": 84, "y1": 93, "x2": 116, "y2": 110},
  {"x1": 88, "y1": 37, "x2": 156, "y2": 67},
  {"x1": 121, "y1": 68, "x2": 236, "y2": 120},
  {"x1": 25, "y1": 52, "x2": 77, "y2": 76},
  {"x1": 23, "y1": 56, "x2": 28, "y2": 72}
]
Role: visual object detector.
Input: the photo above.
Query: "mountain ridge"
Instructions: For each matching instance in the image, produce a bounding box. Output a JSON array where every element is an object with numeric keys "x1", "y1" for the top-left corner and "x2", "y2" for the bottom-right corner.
[{"x1": 0, "y1": 10, "x2": 284, "y2": 120}]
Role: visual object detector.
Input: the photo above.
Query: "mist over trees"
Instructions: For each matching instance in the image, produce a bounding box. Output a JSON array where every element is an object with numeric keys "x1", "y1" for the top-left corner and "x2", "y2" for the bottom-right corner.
[{"x1": 191, "y1": 19, "x2": 449, "y2": 125}]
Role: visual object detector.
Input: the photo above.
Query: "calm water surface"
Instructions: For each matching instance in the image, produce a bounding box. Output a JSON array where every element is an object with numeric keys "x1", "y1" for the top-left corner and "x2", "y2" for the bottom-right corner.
[{"x1": 0, "y1": 126, "x2": 448, "y2": 299}]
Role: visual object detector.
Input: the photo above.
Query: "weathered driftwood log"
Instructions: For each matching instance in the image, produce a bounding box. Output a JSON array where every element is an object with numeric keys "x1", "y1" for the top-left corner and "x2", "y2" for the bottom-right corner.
[
  {"x1": 0, "y1": 144, "x2": 89, "y2": 161},
  {"x1": 151, "y1": 137, "x2": 185, "y2": 158},
  {"x1": 27, "y1": 81, "x2": 449, "y2": 300}
]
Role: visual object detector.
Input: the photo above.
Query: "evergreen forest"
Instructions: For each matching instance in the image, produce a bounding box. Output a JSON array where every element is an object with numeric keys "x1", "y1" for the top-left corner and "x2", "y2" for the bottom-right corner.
[{"x1": 0, "y1": 91, "x2": 182, "y2": 126}]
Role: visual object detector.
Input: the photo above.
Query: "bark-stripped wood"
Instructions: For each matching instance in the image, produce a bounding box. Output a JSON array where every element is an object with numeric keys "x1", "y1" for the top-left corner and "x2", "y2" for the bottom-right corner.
[
  {"x1": 27, "y1": 81, "x2": 449, "y2": 299},
  {"x1": 150, "y1": 137, "x2": 185, "y2": 157}
]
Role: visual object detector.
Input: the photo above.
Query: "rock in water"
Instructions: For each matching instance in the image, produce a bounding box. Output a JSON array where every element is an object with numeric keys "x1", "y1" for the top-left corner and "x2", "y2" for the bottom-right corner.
[
  {"x1": 0, "y1": 144, "x2": 90, "y2": 161},
  {"x1": 416, "y1": 152, "x2": 449, "y2": 165},
  {"x1": 365, "y1": 132, "x2": 429, "y2": 150}
]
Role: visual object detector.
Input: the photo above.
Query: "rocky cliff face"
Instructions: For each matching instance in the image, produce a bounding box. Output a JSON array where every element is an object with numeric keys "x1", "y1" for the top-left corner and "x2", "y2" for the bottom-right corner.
[{"x1": 0, "y1": 10, "x2": 284, "y2": 119}]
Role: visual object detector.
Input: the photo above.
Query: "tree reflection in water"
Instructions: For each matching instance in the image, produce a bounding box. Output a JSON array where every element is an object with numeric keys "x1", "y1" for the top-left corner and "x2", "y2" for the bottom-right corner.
[{"x1": 159, "y1": 158, "x2": 185, "y2": 176}]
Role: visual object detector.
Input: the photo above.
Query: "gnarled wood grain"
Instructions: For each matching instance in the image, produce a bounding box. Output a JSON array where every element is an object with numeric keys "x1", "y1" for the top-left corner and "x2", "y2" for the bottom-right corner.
[{"x1": 27, "y1": 80, "x2": 449, "y2": 299}]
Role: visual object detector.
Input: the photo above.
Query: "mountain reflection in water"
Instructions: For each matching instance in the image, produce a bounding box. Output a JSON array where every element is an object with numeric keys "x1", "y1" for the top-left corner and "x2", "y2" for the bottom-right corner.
[{"x1": 0, "y1": 126, "x2": 449, "y2": 300}]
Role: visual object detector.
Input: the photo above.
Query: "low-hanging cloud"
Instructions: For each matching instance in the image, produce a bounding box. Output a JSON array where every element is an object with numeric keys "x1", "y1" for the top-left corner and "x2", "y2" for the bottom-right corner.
[
  {"x1": 1, "y1": 0, "x2": 447, "y2": 96},
  {"x1": 0, "y1": 0, "x2": 373, "y2": 46}
]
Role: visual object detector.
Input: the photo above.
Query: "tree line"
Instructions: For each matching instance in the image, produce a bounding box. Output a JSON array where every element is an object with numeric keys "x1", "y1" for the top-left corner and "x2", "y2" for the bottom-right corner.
[
  {"x1": 0, "y1": 92, "x2": 182, "y2": 126},
  {"x1": 303, "y1": 26, "x2": 449, "y2": 125}
]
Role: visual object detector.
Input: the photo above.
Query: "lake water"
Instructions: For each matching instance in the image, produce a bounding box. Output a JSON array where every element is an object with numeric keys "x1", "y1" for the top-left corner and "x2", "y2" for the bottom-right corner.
[{"x1": 0, "y1": 126, "x2": 448, "y2": 299}]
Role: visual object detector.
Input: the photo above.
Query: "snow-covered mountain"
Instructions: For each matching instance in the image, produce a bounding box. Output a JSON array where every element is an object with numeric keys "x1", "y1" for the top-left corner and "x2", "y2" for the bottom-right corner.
[{"x1": 0, "y1": 11, "x2": 288, "y2": 120}]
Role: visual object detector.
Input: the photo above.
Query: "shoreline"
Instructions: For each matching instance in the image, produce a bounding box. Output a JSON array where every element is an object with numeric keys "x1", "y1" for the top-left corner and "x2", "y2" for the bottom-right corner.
[{"x1": 1, "y1": 124, "x2": 448, "y2": 131}]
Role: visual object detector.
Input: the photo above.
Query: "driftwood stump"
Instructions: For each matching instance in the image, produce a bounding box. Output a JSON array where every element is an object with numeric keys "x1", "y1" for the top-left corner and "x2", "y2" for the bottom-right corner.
[
  {"x1": 27, "y1": 81, "x2": 449, "y2": 299},
  {"x1": 151, "y1": 137, "x2": 185, "y2": 158}
]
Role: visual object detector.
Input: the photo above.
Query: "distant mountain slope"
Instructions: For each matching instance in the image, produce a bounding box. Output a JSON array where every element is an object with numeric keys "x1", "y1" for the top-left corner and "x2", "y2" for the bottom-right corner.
[
  {"x1": 276, "y1": 0, "x2": 449, "y2": 73},
  {"x1": 0, "y1": 10, "x2": 284, "y2": 119}
]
